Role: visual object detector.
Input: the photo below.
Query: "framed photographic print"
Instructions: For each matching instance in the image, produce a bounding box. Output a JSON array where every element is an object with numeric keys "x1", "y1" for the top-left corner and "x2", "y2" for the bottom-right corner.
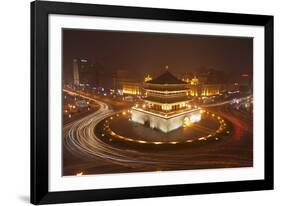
[{"x1": 31, "y1": 0, "x2": 274, "y2": 204}]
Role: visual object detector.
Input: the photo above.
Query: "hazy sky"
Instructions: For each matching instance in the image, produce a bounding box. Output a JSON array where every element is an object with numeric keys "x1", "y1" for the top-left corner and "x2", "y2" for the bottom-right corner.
[{"x1": 63, "y1": 29, "x2": 253, "y2": 79}]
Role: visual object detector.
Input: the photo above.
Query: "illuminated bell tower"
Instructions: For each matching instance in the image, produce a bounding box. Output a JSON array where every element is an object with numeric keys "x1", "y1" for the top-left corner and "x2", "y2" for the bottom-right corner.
[
  {"x1": 131, "y1": 69, "x2": 201, "y2": 133},
  {"x1": 73, "y1": 59, "x2": 80, "y2": 86}
]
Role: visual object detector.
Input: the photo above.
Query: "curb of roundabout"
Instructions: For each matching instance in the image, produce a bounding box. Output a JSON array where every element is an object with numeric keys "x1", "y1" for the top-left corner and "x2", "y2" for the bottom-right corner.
[{"x1": 94, "y1": 109, "x2": 232, "y2": 147}]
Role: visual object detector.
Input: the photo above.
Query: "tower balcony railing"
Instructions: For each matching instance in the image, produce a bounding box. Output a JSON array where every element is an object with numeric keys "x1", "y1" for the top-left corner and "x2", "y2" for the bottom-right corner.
[{"x1": 132, "y1": 104, "x2": 200, "y2": 118}]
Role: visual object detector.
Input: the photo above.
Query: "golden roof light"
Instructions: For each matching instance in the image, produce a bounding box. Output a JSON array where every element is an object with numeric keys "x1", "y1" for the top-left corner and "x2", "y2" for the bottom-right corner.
[
  {"x1": 190, "y1": 76, "x2": 199, "y2": 85},
  {"x1": 144, "y1": 74, "x2": 153, "y2": 82}
]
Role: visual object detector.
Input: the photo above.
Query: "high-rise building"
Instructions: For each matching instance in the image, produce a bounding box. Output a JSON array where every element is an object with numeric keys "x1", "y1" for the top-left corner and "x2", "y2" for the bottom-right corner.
[
  {"x1": 73, "y1": 58, "x2": 98, "y2": 86},
  {"x1": 73, "y1": 59, "x2": 80, "y2": 86}
]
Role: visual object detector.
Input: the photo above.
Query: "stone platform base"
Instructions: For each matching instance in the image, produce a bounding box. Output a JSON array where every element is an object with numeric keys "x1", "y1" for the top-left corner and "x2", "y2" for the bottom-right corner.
[{"x1": 131, "y1": 108, "x2": 201, "y2": 133}]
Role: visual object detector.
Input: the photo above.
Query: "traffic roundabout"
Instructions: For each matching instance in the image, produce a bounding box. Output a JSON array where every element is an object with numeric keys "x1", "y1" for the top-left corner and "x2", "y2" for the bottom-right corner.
[{"x1": 95, "y1": 109, "x2": 231, "y2": 146}]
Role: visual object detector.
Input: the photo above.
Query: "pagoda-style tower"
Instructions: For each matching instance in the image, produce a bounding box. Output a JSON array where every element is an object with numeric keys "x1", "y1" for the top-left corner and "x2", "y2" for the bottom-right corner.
[{"x1": 131, "y1": 70, "x2": 201, "y2": 133}]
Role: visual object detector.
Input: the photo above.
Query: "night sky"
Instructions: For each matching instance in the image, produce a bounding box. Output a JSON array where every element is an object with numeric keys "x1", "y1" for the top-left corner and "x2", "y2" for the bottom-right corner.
[{"x1": 63, "y1": 29, "x2": 253, "y2": 81}]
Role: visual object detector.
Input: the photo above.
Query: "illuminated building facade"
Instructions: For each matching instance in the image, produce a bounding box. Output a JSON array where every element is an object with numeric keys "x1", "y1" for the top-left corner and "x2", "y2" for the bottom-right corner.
[
  {"x1": 131, "y1": 70, "x2": 201, "y2": 133},
  {"x1": 200, "y1": 84, "x2": 221, "y2": 96},
  {"x1": 122, "y1": 82, "x2": 142, "y2": 95},
  {"x1": 115, "y1": 70, "x2": 142, "y2": 95},
  {"x1": 184, "y1": 76, "x2": 222, "y2": 97},
  {"x1": 182, "y1": 70, "x2": 223, "y2": 97},
  {"x1": 188, "y1": 84, "x2": 221, "y2": 96},
  {"x1": 122, "y1": 74, "x2": 153, "y2": 95}
]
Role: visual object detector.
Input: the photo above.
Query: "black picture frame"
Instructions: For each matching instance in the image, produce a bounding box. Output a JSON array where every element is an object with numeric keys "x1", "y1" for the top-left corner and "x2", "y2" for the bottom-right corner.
[{"x1": 31, "y1": 0, "x2": 274, "y2": 204}]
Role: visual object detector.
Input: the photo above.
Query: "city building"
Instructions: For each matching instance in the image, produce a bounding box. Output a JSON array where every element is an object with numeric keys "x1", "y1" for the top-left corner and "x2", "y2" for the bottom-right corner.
[
  {"x1": 122, "y1": 81, "x2": 142, "y2": 95},
  {"x1": 115, "y1": 69, "x2": 142, "y2": 95},
  {"x1": 73, "y1": 59, "x2": 80, "y2": 86},
  {"x1": 188, "y1": 83, "x2": 222, "y2": 97},
  {"x1": 183, "y1": 72, "x2": 222, "y2": 97},
  {"x1": 239, "y1": 73, "x2": 253, "y2": 94},
  {"x1": 131, "y1": 70, "x2": 201, "y2": 133},
  {"x1": 78, "y1": 58, "x2": 92, "y2": 85},
  {"x1": 73, "y1": 58, "x2": 99, "y2": 87}
]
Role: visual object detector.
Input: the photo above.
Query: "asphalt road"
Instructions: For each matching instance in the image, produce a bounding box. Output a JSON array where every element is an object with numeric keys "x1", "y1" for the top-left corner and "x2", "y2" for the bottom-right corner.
[{"x1": 63, "y1": 90, "x2": 253, "y2": 176}]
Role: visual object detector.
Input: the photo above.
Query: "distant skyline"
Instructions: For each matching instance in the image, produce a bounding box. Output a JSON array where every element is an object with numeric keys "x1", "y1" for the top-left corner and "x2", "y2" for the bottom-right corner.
[{"x1": 63, "y1": 29, "x2": 253, "y2": 81}]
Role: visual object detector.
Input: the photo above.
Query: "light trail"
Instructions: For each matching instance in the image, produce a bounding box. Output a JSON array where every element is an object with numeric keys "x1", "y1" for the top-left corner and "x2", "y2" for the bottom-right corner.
[
  {"x1": 63, "y1": 90, "x2": 253, "y2": 174},
  {"x1": 201, "y1": 95, "x2": 252, "y2": 108}
]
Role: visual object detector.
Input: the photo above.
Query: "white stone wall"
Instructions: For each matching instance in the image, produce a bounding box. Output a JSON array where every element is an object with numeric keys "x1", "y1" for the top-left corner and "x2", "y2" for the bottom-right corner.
[
  {"x1": 131, "y1": 109, "x2": 201, "y2": 133},
  {"x1": 131, "y1": 109, "x2": 146, "y2": 125}
]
